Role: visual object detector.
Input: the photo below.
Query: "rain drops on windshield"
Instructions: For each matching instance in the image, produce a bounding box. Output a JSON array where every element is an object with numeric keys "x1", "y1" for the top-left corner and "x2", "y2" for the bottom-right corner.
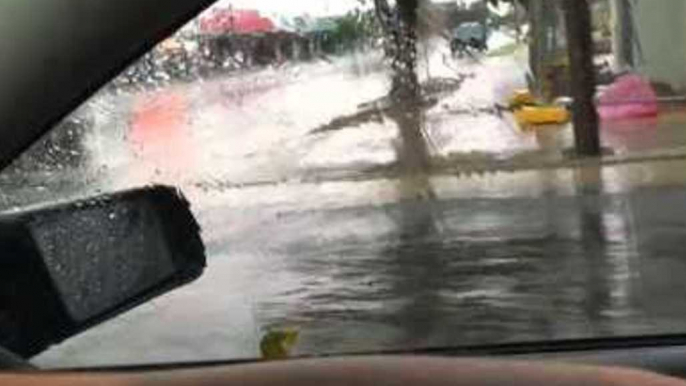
[{"x1": 14, "y1": 0, "x2": 686, "y2": 370}]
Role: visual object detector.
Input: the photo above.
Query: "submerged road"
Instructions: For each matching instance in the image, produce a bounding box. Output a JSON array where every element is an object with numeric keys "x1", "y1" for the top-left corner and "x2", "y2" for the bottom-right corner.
[
  {"x1": 31, "y1": 177, "x2": 686, "y2": 367},
  {"x1": 8, "y1": 46, "x2": 686, "y2": 367}
]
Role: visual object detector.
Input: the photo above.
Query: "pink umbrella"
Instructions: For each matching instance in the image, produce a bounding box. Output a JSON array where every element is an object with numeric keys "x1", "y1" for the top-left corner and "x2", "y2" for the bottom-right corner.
[{"x1": 597, "y1": 74, "x2": 659, "y2": 121}]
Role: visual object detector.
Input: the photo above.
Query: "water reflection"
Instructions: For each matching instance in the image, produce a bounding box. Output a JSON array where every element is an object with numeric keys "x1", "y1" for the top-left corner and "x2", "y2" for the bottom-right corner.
[
  {"x1": 624, "y1": 186, "x2": 686, "y2": 332},
  {"x1": 384, "y1": 172, "x2": 442, "y2": 348},
  {"x1": 575, "y1": 166, "x2": 614, "y2": 335}
]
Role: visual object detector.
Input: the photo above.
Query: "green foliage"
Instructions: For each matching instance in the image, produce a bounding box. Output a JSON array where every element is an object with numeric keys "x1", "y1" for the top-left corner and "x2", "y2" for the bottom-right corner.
[{"x1": 322, "y1": 10, "x2": 380, "y2": 54}]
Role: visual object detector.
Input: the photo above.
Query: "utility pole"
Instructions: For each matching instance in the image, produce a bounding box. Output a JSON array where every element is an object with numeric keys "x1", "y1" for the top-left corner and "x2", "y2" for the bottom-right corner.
[
  {"x1": 613, "y1": 0, "x2": 638, "y2": 69},
  {"x1": 528, "y1": 0, "x2": 562, "y2": 101},
  {"x1": 562, "y1": 0, "x2": 601, "y2": 156}
]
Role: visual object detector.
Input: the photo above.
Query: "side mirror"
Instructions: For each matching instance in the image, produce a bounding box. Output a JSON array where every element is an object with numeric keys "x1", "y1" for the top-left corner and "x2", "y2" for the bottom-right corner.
[{"x1": 0, "y1": 186, "x2": 206, "y2": 358}]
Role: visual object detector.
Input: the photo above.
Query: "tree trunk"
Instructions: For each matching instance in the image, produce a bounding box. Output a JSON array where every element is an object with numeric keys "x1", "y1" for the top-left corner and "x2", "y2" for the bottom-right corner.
[
  {"x1": 374, "y1": 0, "x2": 421, "y2": 101},
  {"x1": 562, "y1": 0, "x2": 601, "y2": 156},
  {"x1": 392, "y1": 0, "x2": 421, "y2": 101},
  {"x1": 375, "y1": 0, "x2": 431, "y2": 174}
]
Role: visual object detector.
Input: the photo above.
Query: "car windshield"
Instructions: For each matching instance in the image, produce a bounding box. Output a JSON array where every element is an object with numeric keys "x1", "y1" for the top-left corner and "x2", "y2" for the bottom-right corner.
[{"x1": 4, "y1": 0, "x2": 686, "y2": 369}]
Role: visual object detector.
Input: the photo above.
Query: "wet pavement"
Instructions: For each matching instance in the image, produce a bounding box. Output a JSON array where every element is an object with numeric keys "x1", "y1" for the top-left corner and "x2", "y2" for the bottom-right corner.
[
  {"x1": 30, "y1": 167, "x2": 686, "y2": 367},
  {"x1": 10, "y1": 45, "x2": 686, "y2": 367}
]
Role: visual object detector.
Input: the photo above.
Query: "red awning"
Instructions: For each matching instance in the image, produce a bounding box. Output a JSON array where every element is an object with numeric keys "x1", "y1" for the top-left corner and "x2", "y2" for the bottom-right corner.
[{"x1": 200, "y1": 9, "x2": 275, "y2": 35}]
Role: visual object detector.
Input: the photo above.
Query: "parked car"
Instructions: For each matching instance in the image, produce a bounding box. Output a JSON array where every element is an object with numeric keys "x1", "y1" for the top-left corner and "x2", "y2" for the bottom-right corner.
[{"x1": 450, "y1": 22, "x2": 489, "y2": 56}]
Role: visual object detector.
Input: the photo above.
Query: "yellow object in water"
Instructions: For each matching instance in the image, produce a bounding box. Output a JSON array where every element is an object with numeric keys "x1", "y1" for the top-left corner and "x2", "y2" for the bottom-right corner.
[
  {"x1": 514, "y1": 105, "x2": 570, "y2": 128},
  {"x1": 260, "y1": 328, "x2": 300, "y2": 360},
  {"x1": 508, "y1": 89, "x2": 535, "y2": 110}
]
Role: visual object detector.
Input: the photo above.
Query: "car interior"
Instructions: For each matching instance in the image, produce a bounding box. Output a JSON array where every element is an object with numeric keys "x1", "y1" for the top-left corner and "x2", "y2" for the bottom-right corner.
[{"x1": 2, "y1": 0, "x2": 686, "y2": 385}]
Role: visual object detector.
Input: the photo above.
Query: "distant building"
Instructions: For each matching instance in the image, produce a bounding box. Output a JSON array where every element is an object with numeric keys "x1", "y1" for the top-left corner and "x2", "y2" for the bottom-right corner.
[
  {"x1": 194, "y1": 7, "x2": 335, "y2": 69},
  {"x1": 199, "y1": 8, "x2": 276, "y2": 35}
]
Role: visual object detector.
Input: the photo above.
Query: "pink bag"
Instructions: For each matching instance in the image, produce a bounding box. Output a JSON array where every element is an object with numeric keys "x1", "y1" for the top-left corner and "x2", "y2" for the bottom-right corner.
[{"x1": 597, "y1": 74, "x2": 659, "y2": 121}]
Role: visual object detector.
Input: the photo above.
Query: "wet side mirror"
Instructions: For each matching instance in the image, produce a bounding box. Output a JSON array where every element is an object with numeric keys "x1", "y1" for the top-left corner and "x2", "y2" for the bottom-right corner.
[{"x1": 0, "y1": 186, "x2": 206, "y2": 358}]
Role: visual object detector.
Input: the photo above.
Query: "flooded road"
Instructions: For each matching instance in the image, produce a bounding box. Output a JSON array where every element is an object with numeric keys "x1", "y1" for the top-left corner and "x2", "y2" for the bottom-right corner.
[
  {"x1": 11, "y1": 48, "x2": 686, "y2": 367},
  {"x1": 238, "y1": 184, "x2": 686, "y2": 353}
]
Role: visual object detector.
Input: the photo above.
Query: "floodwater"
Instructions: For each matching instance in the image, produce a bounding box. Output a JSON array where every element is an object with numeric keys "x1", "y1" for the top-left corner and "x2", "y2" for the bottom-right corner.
[{"x1": 10, "y1": 43, "x2": 686, "y2": 367}]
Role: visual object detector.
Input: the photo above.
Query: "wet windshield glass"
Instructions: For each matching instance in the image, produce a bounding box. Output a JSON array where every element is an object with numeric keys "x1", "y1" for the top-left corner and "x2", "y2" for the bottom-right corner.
[{"x1": 6, "y1": 0, "x2": 686, "y2": 368}]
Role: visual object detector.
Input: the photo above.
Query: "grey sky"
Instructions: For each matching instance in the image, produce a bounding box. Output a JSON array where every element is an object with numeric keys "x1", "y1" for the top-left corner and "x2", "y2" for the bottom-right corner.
[
  {"x1": 212, "y1": 0, "x2": 367, "y2": 16},
  {"x1": 212, "y1": 0, "x2": 482, "y2": 17}
]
